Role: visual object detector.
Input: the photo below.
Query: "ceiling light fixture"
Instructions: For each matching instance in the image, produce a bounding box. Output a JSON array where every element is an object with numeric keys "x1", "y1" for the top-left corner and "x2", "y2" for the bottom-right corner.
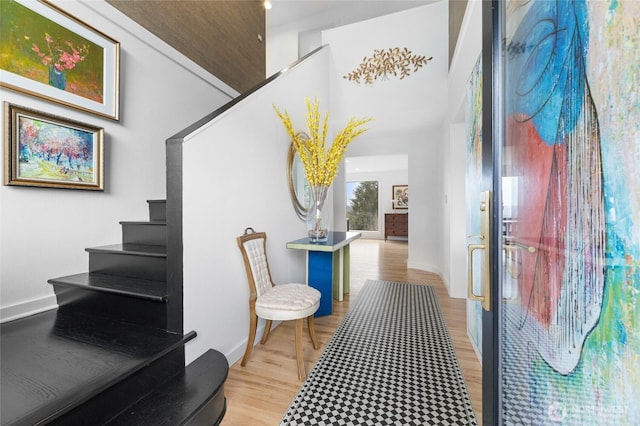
[
  {"x1": 344, "y1": 47, "x2": 433, "y2": 84},
  {"x1": 264, "y1": 1, "x2": 272, "y2": 10}
]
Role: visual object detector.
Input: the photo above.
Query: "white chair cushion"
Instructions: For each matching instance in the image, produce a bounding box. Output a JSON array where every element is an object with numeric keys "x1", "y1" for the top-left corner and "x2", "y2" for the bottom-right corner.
[{"x1": 255, "y1": 284, "x2": 321, "y2": 321}]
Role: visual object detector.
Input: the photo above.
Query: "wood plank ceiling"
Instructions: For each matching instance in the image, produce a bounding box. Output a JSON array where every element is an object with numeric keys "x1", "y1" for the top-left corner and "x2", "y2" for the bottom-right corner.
[{"x1": 106, "y1": 0, "x2": 265, "y2": 93}]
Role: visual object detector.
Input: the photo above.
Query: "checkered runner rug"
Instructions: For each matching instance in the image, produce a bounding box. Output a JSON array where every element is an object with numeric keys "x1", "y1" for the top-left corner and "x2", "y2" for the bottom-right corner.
[{"x1": 281, "y1": 280, "x2": 478, "y2": 425}]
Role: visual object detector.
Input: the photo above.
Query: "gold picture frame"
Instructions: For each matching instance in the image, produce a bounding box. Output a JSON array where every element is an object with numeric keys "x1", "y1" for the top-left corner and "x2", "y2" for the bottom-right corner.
[
  {"x1": 0, "y1": 0, "x2": 120, "y2": 120},
  {"x1": 4, "y1": 102, "x2": 104, "y2": 190}
]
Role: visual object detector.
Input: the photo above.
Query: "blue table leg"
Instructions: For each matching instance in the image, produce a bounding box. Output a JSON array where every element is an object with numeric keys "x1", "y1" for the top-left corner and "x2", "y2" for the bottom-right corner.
[{"x1": 308, "y1": 251, "x2": 333, "y2": 316}]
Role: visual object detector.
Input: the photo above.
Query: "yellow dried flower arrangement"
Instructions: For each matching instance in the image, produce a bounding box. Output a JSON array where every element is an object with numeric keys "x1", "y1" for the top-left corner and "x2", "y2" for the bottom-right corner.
[{"x1": 274, "y1": 98, "x2": 373, "y2": 187}]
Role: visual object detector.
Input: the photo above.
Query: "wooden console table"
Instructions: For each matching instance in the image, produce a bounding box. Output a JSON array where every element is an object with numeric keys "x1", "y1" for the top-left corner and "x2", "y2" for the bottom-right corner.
[{"x1": 385, "y1": 213, "x2": 408, "y2": 240}]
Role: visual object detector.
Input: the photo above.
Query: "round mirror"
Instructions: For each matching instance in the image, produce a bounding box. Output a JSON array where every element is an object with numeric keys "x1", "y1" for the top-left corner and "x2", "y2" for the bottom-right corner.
[{"x1": 287, "y1": 134, "x2": 311, "y2": 220}]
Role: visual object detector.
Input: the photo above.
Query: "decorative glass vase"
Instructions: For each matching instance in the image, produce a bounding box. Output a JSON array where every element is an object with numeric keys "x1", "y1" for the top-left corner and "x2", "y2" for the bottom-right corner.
[
  {"x1": 48, "y1": 66, "x2": 67, "y2": 90},
  {"x1": 307, "y1": 185, "x2": 330, "y2": 242}
]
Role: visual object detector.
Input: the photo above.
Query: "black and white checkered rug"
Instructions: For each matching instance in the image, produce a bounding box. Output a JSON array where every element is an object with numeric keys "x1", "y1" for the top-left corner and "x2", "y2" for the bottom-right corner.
[{"x1": 281, "y1": 280, "x2": 478, "y2": 425}]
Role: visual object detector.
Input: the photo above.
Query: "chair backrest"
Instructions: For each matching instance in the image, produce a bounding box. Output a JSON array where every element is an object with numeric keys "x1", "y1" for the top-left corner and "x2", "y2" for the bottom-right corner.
[{"x1": 237, "y1": 229, "x2": 274, "y2": 300}]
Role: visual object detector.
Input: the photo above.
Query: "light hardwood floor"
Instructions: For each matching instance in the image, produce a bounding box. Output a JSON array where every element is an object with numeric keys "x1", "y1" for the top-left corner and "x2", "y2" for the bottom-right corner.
[{"x1": 222, "y1": 239, "x2": 483, "y2": 425}]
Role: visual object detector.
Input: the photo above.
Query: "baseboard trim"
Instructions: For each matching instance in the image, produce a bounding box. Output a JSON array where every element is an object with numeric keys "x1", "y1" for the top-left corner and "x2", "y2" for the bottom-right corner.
[
  {"x1": 187, "y1": 320, "x2": 282, "y2": 367},
  {"x1": 407, "y1": 260, "x2": 444, "y2": 280},
  {"x1": 0, "y1": 295, "x2": 58, "y2": 323}
]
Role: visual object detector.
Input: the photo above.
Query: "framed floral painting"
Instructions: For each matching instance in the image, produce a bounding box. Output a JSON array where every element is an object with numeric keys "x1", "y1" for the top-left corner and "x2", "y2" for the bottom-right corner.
[
  {"x1": 0, "y1": 0, "x2": 120, "y2": 120},
  {"x1": 392, "y1": 184, "x2": 408, "y2": 209},
  {"x1": 4, "y1": 103, "x2": 104, "y2": 190}
]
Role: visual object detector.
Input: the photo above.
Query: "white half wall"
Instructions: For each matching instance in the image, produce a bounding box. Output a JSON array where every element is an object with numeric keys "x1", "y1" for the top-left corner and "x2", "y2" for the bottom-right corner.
[
  {"x1": 0, "y1": 0, "x2": 235, "y2": 322},
  {"x1": 181, "y1": 48, "x2": 331, "y2": 365}
]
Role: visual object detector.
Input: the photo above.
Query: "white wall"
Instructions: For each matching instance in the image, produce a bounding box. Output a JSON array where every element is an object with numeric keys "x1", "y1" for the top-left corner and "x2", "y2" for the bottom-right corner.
[
  {"x1": 0, "y1": 0, "x2": 236, "y2": 322},
  {"x1": 182, "y1": 48, "x2": 331, "y2": 365},
  {"x1": 445, "y1": 0, "x2": 482, "y2": 300},
  {"x1": 322, "y1": 4, "x2": 448, "y2": 140},
  {"x1": 406, "y1": 127, "x2": 446, "y2": 276},
  {"x1": 447, "y1": 123, "x2": 469, "y2": 298},
  {"x1": 265, "y1": 22, "x2": 301, "y2": 77}
]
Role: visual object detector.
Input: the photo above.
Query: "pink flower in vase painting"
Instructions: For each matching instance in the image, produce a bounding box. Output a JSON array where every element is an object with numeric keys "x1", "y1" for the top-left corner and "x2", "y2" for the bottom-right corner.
[{"x1": 31, "y1": 33, "x2": 89, "y2": 89}]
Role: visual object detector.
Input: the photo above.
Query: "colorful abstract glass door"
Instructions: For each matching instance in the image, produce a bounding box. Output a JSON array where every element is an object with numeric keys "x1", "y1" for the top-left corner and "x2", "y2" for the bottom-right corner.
[{"x1": 498, "y1": 0, "x2": 640, "y2": 423}]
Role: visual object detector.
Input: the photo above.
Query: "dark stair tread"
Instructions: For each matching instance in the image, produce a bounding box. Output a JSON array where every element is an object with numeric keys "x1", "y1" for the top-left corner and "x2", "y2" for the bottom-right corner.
[
  {"x1": 0, "y1": 309, "x2": 196, "y2": 426},
  {"x1": 85, "y1": 243, "x2": 167, "y2": 257},
  {"x1": 48, "y1": 272, "x2": 167, "y2": 301},
  {"x1": 108, "y1": 349, "x2": 228, "y2": 425}
]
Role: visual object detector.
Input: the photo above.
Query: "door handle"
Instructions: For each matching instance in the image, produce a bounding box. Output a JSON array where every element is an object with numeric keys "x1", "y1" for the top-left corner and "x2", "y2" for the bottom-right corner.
[
  {"x1": 467, "y1": 191, "x2": 492, "y2": 311},
  {"x1": 468, "y1": 243, "x2": 486, "y2": 302},
  {"x1": 501, "y1": 237, "x2": 535, "y2": 303},
  {"x1": 504, "y1": 236, "x2": 536, "y2": 253}
]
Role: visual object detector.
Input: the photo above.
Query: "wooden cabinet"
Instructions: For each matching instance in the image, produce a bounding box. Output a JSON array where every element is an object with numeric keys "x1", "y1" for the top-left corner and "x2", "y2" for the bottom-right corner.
[{"x1": 384, "y1": 213, "x2": 408, "y2": 240}]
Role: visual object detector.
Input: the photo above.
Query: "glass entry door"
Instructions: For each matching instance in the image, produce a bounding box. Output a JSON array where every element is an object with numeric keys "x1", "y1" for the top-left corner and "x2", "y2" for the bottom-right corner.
[{"x1": 493, "y1": 0, "x2": 640, "y2": 423}]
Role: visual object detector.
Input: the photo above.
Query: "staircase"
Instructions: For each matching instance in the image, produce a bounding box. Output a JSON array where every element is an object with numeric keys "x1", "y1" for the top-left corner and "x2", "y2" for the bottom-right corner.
[{"x1": 1, "y1": 200, "x2": 227, "y2": 425}]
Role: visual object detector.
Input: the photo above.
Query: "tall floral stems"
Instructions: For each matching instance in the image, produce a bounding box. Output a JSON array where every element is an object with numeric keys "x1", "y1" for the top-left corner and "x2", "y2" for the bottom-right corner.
[
  {"x1": 274, "y1": 98, "x2": 373, "y2": 188},
  {"x1": 275, "y1": 98, "x2": 372, "y2": 241}
]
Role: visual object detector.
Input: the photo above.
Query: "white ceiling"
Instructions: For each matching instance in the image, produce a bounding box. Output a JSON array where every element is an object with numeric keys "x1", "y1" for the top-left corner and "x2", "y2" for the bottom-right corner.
[{"x1": 267, "y1": 0, "x2": 438, "y2": 29}]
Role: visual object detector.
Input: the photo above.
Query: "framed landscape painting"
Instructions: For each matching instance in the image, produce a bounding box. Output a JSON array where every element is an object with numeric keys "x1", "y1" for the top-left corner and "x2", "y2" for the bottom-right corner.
[
  {"x1": 4, "y1": 103, "x2": 104, "y2": 190},
  {"x1": 0, "y1": 0, "x2": 120, "y2": 120}
]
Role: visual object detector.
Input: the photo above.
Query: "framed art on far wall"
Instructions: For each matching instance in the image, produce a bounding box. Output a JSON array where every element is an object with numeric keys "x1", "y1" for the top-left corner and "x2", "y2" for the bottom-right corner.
[
  {"x1": 392, "y1": 184, "x2": 408, "y2": 209},
  {"x1": 0, "y1": 0, "x2": 120, "y2": 120},
  {"x1": 4, "y1": 102, "x2": 104, "y2": 190}
]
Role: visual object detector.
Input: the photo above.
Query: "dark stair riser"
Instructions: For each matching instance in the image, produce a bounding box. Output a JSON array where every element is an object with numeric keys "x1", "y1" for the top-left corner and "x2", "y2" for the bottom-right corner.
[
  {"x1": 53, "y1": 286, "x2": 169, "y2": 330},
  {"x1": 48, "y1": 349, "x2": 227, "y2": 426},
  {"x1": 48, "y1": 348, "x2": 187, "y2": 425},
  {"x1": 148, "y1": 200, "x2": 167, "y2": 222},
  {"x1": 89, "y1": 251, "x2": 166, "y2": 282},
  {"x1": 121, "y1": 222, "x2": 167, "y2": 246},
  {"x1": 107, "y1": 349, "x2": 228, "y2": 426},
  {"x1": 184, "y1": 388, "x2": 226, "y2": 426}
]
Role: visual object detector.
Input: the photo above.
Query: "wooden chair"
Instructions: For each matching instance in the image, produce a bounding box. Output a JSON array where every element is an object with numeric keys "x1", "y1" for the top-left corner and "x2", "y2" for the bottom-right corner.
[{"x1": 236, "y1": 228, "x2": 320, "y2": 380}]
